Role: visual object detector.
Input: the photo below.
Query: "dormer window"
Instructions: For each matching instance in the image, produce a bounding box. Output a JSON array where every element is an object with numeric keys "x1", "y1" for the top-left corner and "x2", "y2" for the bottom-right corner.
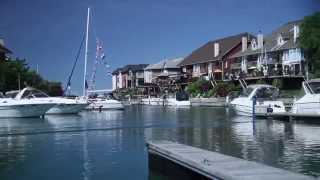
[
  {"x1": 277, "y1": 35, "x2": 284, "y2": 46},
  {"x1": 251, "y1": 39, "x2": 257, "y2": 50}
]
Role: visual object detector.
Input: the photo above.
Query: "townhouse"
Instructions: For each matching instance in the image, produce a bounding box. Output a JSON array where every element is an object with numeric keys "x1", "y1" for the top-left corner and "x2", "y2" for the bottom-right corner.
[
  {"x1": 179, "y1": 33, "x2": 255, "y2": 81},
  {"x1": 144, "y1": 57, "x2": 183, "y2": 83},
  {"x1": 112, "y1": 64, "x2": 148, "y2": 90},
  {"x1": 231, "y1": 20, "x2": 305, "y2": 79}
]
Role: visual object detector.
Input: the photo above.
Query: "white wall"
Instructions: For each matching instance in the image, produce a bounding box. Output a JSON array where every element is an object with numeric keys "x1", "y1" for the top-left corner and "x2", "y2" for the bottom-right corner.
[
  {"x1": 192, "y1": 64, "x2": 200, "y2": 77},
  {"x1": 282, "y1": 48, "x2": 304, "y2": 65},
  {"x1": 118, "y1": 72, "x2": 123, "y2": 89},
  {"x1": 112, "y1": 75, "x2": 117, "y2": 90},
  {"x1": 144, "y1": 70, "x2": 152, "y2": 83}
]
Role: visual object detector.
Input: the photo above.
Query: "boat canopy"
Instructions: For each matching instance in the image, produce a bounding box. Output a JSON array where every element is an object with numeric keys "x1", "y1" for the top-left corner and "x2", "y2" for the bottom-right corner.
[
  {"x1": 15, "y1": 87, "x2": 49, "y2": 99},
  {"x1": 305, "y1": 80, "x2": 320, "y2": 94},
  {"x1": 5, "y1": 90, "x2": 20, "y2": 98},
  {"x1": 240, "y1": 84, "x2": 279, "y2": 99}
]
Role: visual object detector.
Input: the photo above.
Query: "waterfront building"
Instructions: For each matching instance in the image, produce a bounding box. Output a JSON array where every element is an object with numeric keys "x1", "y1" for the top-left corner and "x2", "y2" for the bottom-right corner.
[
  {"x1": 0, "y1": 38, "x2": 12, "y2": 60},
  {"x1": 112, "y1": 64, "x2": 148, "y2": 90},
  {"x1": 144, "y1": 57, "x2": 183, "y2": 84},
  {"x1": 179, "y1": 33, "x2": 255, "y2": 81},
  {"x1": 231, "y1": 20, "x2": 305, "y2": 80}
]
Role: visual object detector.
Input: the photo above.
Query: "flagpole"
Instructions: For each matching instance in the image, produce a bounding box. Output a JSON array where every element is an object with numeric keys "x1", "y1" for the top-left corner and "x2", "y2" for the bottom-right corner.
[{"x1": 83, "y1": 7, "x2": 90, "y2": 96}]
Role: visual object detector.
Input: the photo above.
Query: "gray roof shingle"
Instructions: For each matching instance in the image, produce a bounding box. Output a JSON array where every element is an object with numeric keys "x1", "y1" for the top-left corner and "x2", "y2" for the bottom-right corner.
[
  {"x1": 145, "y1": 57, "x2": 183, "y2": 70},
  {"x1": 232, "y1": 20, "x2": 302, "y2": 58},
  {"x1": 112, "y1": 64, "x2": 149, "y2": 75}
]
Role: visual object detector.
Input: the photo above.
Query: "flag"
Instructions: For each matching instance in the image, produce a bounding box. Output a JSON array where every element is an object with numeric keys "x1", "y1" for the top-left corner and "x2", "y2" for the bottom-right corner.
[
  {"x1": 85, "y1": 80, "x2": 88, "y2": 89},
  {"x1": 100, "y1": 53, "x2": 106, "y2": 60}
]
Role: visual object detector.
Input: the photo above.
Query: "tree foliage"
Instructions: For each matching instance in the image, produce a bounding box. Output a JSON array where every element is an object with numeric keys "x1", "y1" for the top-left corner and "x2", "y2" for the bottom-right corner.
[
  {"x1": 186, "y1": 79, "x2": 237, "y2": 97},
  {"x1": 300, "y1": 12, "x2": 320, "y2": 77},
  {"x1": 0, "y1": 58, "x2": 63, "y2": 96}
]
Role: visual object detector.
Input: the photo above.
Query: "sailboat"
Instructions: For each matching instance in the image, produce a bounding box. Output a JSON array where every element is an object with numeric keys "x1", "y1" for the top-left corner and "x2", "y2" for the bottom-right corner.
[{"x1": 82, "y1": 7, "x2": 124, "y2": 111}]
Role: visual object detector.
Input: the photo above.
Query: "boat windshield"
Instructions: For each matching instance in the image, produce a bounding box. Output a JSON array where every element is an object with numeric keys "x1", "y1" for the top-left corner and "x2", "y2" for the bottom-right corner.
[
  {"x1": 239, "y1": 87, "x2": 254, "y2": 97},
  {"x1": 255, "y1": 87, "x2": 279, "y2": 100},
  {"x1": 5, "y1": 91, "x2": 19, "y2": 98},
  {"x1": 0, "y1": 92, "x2": 4, "y2": 98},
  {"x1": 308, "y1": 82, "x2": 320, "y2": 94},
  {"x1": 21, "y1": 89, "x2": 49, "y2": 99}
]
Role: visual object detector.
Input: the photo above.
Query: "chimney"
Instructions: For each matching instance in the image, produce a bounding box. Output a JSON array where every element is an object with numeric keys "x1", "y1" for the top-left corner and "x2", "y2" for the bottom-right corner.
[
  {"x1": 257, "y1": 31, "x2": 263, "y2": 49},
  {"x1": 214, "y1": 42, "x2": 219, "y2": 57},
  {"x1": 242, "y1": 36, "x2": 247, "y2": 52},
  {"x1": 293, "y1": 25, "x2": 299, "y2": 43}
]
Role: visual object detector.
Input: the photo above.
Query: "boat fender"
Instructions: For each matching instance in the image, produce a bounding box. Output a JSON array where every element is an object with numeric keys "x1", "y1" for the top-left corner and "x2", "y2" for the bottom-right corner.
[{"x1": 267, "y1": 105, "x2": 273, "y2": 113}]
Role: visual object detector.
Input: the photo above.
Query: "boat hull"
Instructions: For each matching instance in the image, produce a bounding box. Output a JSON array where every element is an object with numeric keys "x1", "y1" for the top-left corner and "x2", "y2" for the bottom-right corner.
[
  {"x1": 0, "y1": 103, "x2": 55, "y2": 118},
  {"x1": 166, "y1": 98, "x2": 191, "y2": 106},
  {"x1": 141, "y1": 98, "x2": 190, "y2": 106},
  {"x1": 86, "y1": 100, "x2": 124, "y2": 110},
  {"x1": 230, "y1": 100, "x2": 286, "y2": 117},
  {"x1": 46, "y1": 103, "x2": 88, "y2": 114}
]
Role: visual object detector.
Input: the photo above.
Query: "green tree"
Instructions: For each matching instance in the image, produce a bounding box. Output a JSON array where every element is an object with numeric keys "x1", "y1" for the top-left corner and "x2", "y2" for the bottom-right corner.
[
  {"x1": 0, "y1": 58, "x2": 63, "y2": 96},
  {"x1": 300, "y1": 12, "x2": 320, "y2": 77}
]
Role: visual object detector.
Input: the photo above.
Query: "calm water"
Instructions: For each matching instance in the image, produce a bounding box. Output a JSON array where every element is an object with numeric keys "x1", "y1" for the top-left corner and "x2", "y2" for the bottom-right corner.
[{"x1": 0, "y1": 106, "x2": 320, "y2": 179}]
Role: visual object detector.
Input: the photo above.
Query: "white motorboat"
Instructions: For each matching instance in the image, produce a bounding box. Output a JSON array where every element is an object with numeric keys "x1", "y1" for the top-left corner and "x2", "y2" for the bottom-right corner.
[
  {"x1": 230, "y1": 84, "x2": 286, "y2": 116},
  {"x1": 166, "y1": 98, "x2": 191, "y2": 106},
  {"x1": 141, "y1": 92, "x2": 190, "y2": 107},
  {"x1": 86, "y1": 98, "x2": 124, "y2": 110},
  {"x1": 141, "y1": 97, "x2": 164, "y2": 105},
  {"x1": 291, "y1": 79, "x2": 320, "y2": 115},
  {"x1": 12, "y1": 87, "x2": 88, "y2": 115},
  {"x1": 166, "y1": 92, "x2": 191, "y2": 106},
  {"x1": 0, "y1": 91, "x2": 55, "y2": 118}
]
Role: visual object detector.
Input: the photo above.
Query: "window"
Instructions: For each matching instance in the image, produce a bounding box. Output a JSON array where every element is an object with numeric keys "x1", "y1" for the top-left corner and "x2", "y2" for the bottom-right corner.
[
  {"x1": 277, "y1": 35, "x2": 284, "y2": 46},
  {"x1": 309, "y1": 82, "x2": 320, "y2": 94},
  {"x1": 21, "y1": 89, "x2": 49, "y2": 99},
  {"x1": 251, "y1": 39, "x2": 257, "y2": 50},
  {"x1": 255, "y1": 87, "x2": 278, "y2": 99},
  {"x1": 239, "y1": 87, "x2": 254, "y2": 97}
]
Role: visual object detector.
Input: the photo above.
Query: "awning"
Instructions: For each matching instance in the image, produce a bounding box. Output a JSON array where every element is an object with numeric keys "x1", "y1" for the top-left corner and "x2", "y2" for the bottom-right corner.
[{"x1": 248, "y1": 66, "x2": 257, "y2": 70}]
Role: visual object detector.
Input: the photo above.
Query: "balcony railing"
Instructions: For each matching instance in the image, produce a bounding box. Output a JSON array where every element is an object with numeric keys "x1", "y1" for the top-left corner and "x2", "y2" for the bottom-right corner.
[{"x1": 231, "y1": 63, "x2": 241, "y2": 69}]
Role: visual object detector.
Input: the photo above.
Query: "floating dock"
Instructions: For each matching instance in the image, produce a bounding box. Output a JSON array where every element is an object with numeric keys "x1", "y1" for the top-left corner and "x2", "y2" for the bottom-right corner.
[
  {"x1": 147, "y1": 141, "x2": 316, "y2": 180},
  {"x1": 256, "y1": 112, "x2": 320, "y2": 120}
]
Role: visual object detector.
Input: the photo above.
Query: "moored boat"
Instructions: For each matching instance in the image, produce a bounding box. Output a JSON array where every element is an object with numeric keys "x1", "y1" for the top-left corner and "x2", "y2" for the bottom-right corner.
[
  {"x1": 86, "y1": 98, "x2": 124, "y2": 110},
  {"x1": 291, "y1": 79, "x2": 320, "y2": 115},
  {"x1": 230, "y1": 84, "x2": 286, "y2": 116},
  {"x1": 11, "y1": 87, "x2": 88, "y2": 115},
  {"x1": 0, "y1": 91, "x2": 55, "y2": 118}
]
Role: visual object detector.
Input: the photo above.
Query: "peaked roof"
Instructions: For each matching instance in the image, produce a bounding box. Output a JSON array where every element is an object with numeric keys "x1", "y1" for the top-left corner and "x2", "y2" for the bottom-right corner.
[
  {"x1": 179, "y1": 32, "x2": 255, "y2": 66},
  {"x1": 145, "y1": 57, "x2": 183, "y2": 70},
  {"x1": 232, "y1": 20, "x2": 302, "y2": 58},
  {"x1": 112, "y1": 64, "x2": 149, "y2": 75}
]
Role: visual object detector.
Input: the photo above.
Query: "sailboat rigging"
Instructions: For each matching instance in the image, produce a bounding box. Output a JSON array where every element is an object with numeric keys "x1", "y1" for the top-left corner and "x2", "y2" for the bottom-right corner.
[{"x1": 82, "y1": 7, "x2": 124, "y2": 110}]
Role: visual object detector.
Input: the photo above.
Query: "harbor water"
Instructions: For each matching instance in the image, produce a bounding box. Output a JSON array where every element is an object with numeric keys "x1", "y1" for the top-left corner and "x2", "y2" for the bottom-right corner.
[{"x1": 0, "y1": 105, "x2": 319, "y2": 179}]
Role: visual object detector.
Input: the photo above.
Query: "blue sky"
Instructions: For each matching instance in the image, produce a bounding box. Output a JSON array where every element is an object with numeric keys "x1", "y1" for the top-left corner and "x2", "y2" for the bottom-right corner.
[{"x1": 1, "y1": 0, "x2": 319, "y2": 95}]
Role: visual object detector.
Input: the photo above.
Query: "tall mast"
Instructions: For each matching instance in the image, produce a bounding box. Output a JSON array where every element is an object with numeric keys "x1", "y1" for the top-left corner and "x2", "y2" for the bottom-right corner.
[{"x1": 83, "y1": 7, "x2": 90, "y2": 96}]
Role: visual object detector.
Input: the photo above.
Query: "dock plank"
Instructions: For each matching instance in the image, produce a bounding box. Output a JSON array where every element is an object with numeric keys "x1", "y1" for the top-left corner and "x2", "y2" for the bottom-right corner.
[{"x1": 147, "y1": 141, "x2": 316, "y2": 180}]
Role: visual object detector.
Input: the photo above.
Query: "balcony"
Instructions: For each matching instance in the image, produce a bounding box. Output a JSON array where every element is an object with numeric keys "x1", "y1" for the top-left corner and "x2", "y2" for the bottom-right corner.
[{"x1": 231, "y1": 63, "x2": 241, "y2": 70}]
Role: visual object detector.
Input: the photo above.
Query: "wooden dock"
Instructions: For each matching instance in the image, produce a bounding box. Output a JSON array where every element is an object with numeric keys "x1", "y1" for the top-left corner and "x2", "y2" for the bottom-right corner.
[{"x1": 147, "y1": 141, "x2": 317, "y2": 180}]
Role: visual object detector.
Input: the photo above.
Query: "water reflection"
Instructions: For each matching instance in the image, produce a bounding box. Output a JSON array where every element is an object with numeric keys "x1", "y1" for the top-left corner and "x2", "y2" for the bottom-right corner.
[{"x1": 0, "y1": 106, "x2": 319, "y2": 179}]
